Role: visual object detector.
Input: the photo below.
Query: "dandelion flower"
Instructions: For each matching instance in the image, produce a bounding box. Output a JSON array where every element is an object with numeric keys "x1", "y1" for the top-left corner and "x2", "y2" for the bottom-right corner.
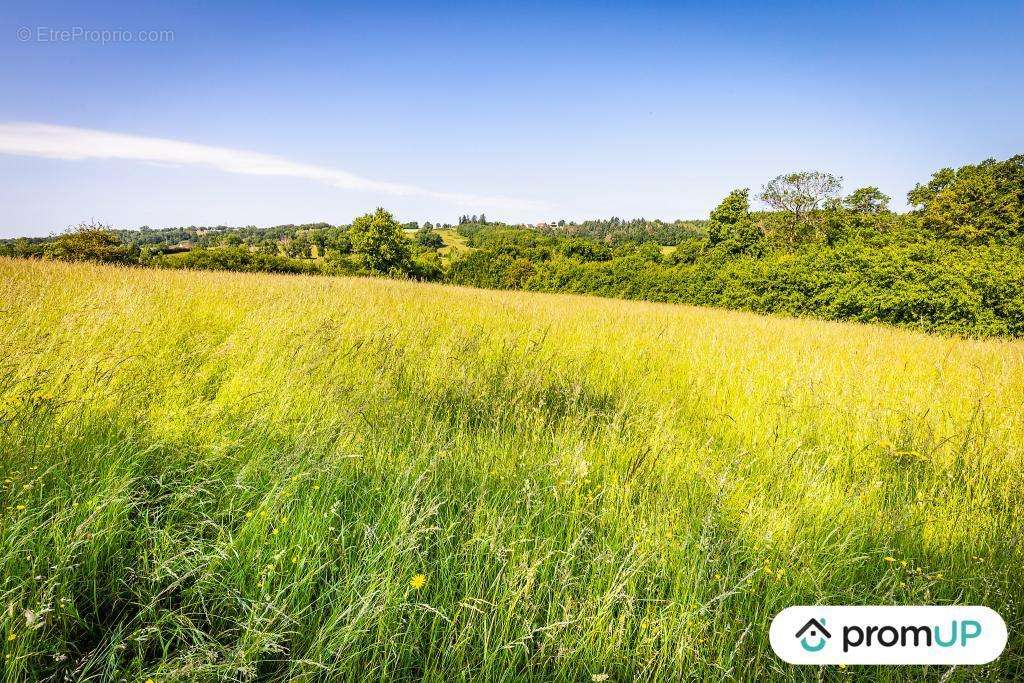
[
  {"x1": 6, "y1": 633, "x2": 14, "y2": 641},
  {"x1": 884, "y1": 557, "x2": 896, "y2": 563},
  {"x1": 16, "y1": 504, "x2": 26, "y2": 511},
  {"x1": 592, "y1": 674, "x2": 610, "y2": 682},
  {"x1": 410, "y1": 574, "x2": 427, "y2": 590}
]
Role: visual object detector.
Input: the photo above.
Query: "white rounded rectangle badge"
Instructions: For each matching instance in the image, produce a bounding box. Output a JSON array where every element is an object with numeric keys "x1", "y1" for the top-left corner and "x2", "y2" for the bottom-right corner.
[{"x1": 770, "y1": 606, "x2": 1007, "y2": 665}]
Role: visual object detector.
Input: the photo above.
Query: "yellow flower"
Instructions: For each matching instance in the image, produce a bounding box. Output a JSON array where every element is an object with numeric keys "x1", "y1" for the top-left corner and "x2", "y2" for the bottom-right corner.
[
  {"x1": 16, "y1": 504, "x2": 26, "y2": 511},
  {"x1": 272, "y1": 528, "x2": 279, "y2": 535},
  {"x1": 146, "y1": 679, "x2": 155, "y2": 683},
  {"x1": 592, "y1": 674, "x2": 610, "y2": 682},
  {"x1": 6, "y1": 633, "x2": 14, "y2": 641},
  {"x1": 884, "y1": 557, "x2": 896, "y2": 563},
  {"x1": 245, "y1": 511, "x2": 253, "y2": 518},
  {"x1": 410, "y1": 574, "x2": 427, "y2": 590}
]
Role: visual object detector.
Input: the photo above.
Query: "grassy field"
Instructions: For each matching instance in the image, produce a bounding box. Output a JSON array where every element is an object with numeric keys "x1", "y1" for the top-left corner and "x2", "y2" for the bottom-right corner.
[
  {"x1": 435, "y1": 229, "x2": 472, "y2": 261},
  {"x1": 1, "y1": 258, "x2": 1022, "y2": 681}
]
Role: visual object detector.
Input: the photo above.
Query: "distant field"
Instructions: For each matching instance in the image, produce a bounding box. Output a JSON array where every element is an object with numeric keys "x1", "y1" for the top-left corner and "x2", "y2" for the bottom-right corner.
[
  {"x1": 1, "y1": 258, "x2": 1022, "y2": 681},
  {"x1": 435, "y1": 228, "x2": 472, "y2": 259}
]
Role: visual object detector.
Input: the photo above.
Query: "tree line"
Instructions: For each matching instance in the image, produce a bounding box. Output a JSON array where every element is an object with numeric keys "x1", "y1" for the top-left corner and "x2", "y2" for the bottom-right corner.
[{"x1": 2, "y1": 154, "x2": 1022, "y2": 337}]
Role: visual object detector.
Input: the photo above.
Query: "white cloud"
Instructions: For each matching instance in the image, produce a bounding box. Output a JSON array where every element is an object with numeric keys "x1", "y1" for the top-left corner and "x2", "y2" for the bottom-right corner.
[{"x1": 0, "y1": 122, "x2": 545, "y2": 212}]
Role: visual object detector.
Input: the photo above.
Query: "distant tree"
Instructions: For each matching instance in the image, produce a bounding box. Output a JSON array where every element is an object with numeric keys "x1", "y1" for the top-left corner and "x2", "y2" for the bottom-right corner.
[
  {"x1": 558, "y1": 238, "x2": 612, "y2": 261},
  {"x1": 309, "y1": 230, "x2": 328, "y2": 257},
  {"x1": 760, "y1": 172, "x2": 843, "y2": 222},
  {"x1": 759, "y1": 171, "x2": 843, "y2": 245},
  {"x1": 706, "y1": 188, "x2": 750, "y2": 245},
  {"x1": 844, "y1": 186, "x2": 891, "y2": 214},
  {"x1": 285, "y1": 234, "x2": 312, "y2": 258},
  {"x1": 415, "y1": 226, "x2": 445, "y2": 250},
  {"x1": 909, "y1": 155, "x2": 1024, "y2": 242},
  {"x1": 349, "y1": 208, "x2": 413, "y2": 274},
  {"x1": 479, "y1": 214, "x2": 486, "y2": 224},
  {"x1": 907, "y1": 167, "x2": 957, "y2": 209},
  {"x1": 323, "y1": 228, "x2": 352, "y2": 254},
  {"x1": 43, "y1": 223, "x2": 133, "y2": 263}
]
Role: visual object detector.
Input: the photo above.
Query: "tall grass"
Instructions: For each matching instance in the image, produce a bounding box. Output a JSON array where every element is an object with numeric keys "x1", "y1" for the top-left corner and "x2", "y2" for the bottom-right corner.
[{"x1": 1, "y1": 258, "x2": 1022, "y2": 681}]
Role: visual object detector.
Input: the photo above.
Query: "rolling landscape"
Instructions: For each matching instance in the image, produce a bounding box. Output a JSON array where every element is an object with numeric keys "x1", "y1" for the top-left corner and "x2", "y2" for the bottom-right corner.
[
  {"x1": 1, "y1": 256, "x2": 1022, "y2": 680},
  {"x1": 3, "y1": 1, "x2": 1023, "y2": 680}
]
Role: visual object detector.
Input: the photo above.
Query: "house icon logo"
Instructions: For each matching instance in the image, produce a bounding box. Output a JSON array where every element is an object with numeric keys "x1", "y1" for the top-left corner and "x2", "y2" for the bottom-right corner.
[{"x1": 795, "y1": 618, "x2": 831, "y2": 652}]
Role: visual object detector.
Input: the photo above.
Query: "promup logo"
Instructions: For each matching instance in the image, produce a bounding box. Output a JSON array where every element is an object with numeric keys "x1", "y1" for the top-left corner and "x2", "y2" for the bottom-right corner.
[
  {"x1": 795, "y1": 618, "x2": 831, "y2": 652},
  {"x1": 770, "y1": 606, "x2": 1006, "y2": 665}
]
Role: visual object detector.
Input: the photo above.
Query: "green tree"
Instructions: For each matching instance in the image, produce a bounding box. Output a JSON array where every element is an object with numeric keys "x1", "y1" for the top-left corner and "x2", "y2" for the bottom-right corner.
[
  {"x1": 909, "y1": 155, "x2": 1024, "y2": 242},
  {"x1": 844, "y1": 186, "x2": 890, "y2": 214},
  {"x1": 759, "y1": 171, "x2": 843, "y2": 245},
  {"x1": 285, "y1": 234, "x2": 312, "y2": 258},
  {"x1": 43, "y1": 223, "x2": 133, "y2": 263},
  {"x1": 759, "y1": 171, "x2": 842, "y2": 222},
  {"x1": 349, "y1": 208, "x2": 413, "y2": 274},
  {"x1": 707, "y1": 188, "x2": 750, "y2": 245},
  {"x1": 415, "y1": 226, "x2": 445, "y2": 250}
]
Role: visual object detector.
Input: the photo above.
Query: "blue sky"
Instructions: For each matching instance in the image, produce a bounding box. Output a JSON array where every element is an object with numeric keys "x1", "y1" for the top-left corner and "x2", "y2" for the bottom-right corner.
[{"x1": 1, "y1": 1, "x2": 1022, "y2": 237}]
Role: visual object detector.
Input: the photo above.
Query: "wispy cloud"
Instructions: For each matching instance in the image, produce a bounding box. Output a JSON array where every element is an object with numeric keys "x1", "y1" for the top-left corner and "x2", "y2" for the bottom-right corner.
[{"x1": 0, "y1": 122, "x2": 545, "y2": 212}]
